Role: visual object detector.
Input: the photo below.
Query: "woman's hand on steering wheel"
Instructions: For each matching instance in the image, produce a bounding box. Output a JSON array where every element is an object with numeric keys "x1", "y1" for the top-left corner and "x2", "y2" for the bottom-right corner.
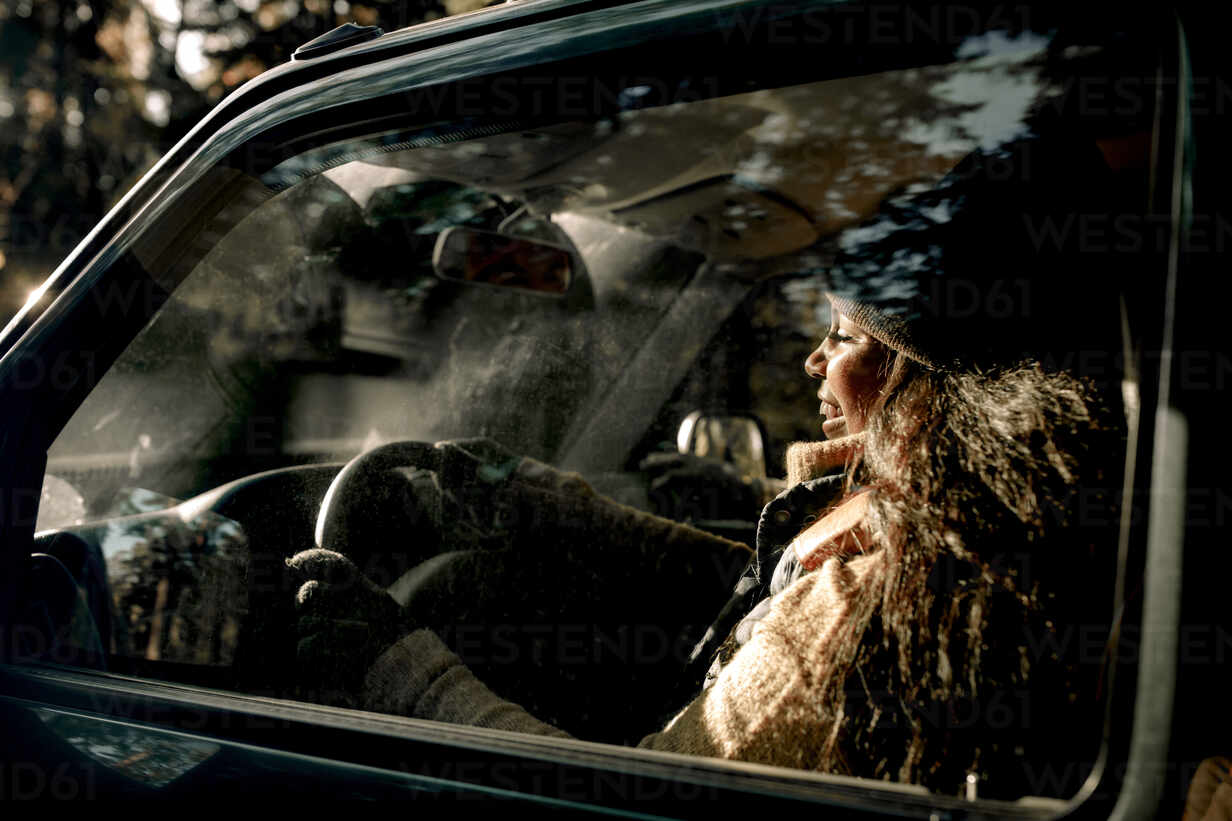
[
  {"x1": 285, "y1": 547, "x2": 415, "y2": 707},
  {"x1": 315, "y1": 437, "x2": 602, "y2": 577}
]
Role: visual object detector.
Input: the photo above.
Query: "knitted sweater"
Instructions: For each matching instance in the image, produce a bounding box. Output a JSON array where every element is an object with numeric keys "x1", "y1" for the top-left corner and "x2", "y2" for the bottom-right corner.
[{"x1": 362, "y1": 549, "x2": 885, "y2": 764}]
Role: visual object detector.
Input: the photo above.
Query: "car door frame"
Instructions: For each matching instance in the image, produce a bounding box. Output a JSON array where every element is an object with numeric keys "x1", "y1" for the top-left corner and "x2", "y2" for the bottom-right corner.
[{"x1": 0, "y1": 0, "x2": 1197, "y2": 813}]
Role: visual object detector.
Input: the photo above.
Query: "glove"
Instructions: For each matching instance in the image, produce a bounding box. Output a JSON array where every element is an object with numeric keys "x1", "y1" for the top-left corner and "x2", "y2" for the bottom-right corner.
[
  {"x1": 286, "y1": 548, "x2": 415, "y2": 707},
  {"x1": 421, "y1": 438, "x2": 601, "y2": 553}
]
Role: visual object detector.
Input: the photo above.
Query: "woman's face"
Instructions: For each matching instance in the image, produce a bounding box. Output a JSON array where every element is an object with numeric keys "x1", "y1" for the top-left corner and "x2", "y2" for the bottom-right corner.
[{"x1": 804, "y1": 305, "x2": 890, "y2": 439}]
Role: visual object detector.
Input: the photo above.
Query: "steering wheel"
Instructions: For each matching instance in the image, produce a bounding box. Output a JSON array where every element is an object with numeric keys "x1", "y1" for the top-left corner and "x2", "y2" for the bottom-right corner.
[{"x1": 314, "y1": 440, "x2": 444, "y2": 587}]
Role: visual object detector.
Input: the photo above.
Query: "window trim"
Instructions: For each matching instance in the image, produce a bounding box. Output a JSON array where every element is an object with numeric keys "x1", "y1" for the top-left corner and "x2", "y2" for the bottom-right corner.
[
  {"x1": 0, "y1": 662, "x2": 1069, "y2": 815},
  {"x1": 1102, "y1": 18, "x2": 1193, "y2": 821}
]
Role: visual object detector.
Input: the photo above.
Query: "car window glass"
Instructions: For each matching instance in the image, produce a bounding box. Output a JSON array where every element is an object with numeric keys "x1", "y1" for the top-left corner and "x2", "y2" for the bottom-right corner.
[{"x1": 32, "y1": 23, "x2": 1158, "y2": 802}]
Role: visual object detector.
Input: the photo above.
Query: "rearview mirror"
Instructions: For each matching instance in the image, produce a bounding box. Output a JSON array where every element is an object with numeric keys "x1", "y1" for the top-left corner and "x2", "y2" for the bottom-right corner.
[{"x1": 432, "y1": 227, "x2": 573, "y2": 296}]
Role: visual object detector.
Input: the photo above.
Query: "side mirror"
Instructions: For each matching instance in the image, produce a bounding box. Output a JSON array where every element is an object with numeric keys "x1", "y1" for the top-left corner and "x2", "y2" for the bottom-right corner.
[
  {"x1": 432, "y1": 227, "x2": 573, "y2": 296},
  {"x1": 676, "y1": 411, "x2": 769, "y2": 479}
]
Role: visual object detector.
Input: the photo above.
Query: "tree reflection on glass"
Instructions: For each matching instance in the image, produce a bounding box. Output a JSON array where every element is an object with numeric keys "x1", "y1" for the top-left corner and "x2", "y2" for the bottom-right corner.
[{"x1": 99, "y1": 503, "x2": 248, "y2": 666}]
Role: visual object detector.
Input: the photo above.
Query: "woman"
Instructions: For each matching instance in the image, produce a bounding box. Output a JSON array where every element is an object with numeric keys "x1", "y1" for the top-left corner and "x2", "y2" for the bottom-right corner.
[
  {"x1": 286, "y1": 299, "x2": 1122, "y2": 797},
  {"x1": 287, "y1": 135, "x2": 1127, "y2": 798}
]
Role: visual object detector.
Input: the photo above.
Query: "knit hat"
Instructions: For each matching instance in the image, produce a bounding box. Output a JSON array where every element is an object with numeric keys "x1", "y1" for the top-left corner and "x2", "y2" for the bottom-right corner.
[{"x1": 825, "y1": 132, "x2": 1125, "y2": 375}]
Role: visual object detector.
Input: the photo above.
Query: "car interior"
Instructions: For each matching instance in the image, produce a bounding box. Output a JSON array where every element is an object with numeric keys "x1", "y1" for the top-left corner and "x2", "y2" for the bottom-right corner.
[{"x1": 11, "y1": 7, "x2": 1188, "y2": 804}]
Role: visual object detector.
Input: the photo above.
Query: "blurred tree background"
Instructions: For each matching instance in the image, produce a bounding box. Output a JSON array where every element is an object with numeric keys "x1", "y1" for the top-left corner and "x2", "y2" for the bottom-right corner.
[{"x1": 0, "y1": 0, "x2": 497, "y2": 324}]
